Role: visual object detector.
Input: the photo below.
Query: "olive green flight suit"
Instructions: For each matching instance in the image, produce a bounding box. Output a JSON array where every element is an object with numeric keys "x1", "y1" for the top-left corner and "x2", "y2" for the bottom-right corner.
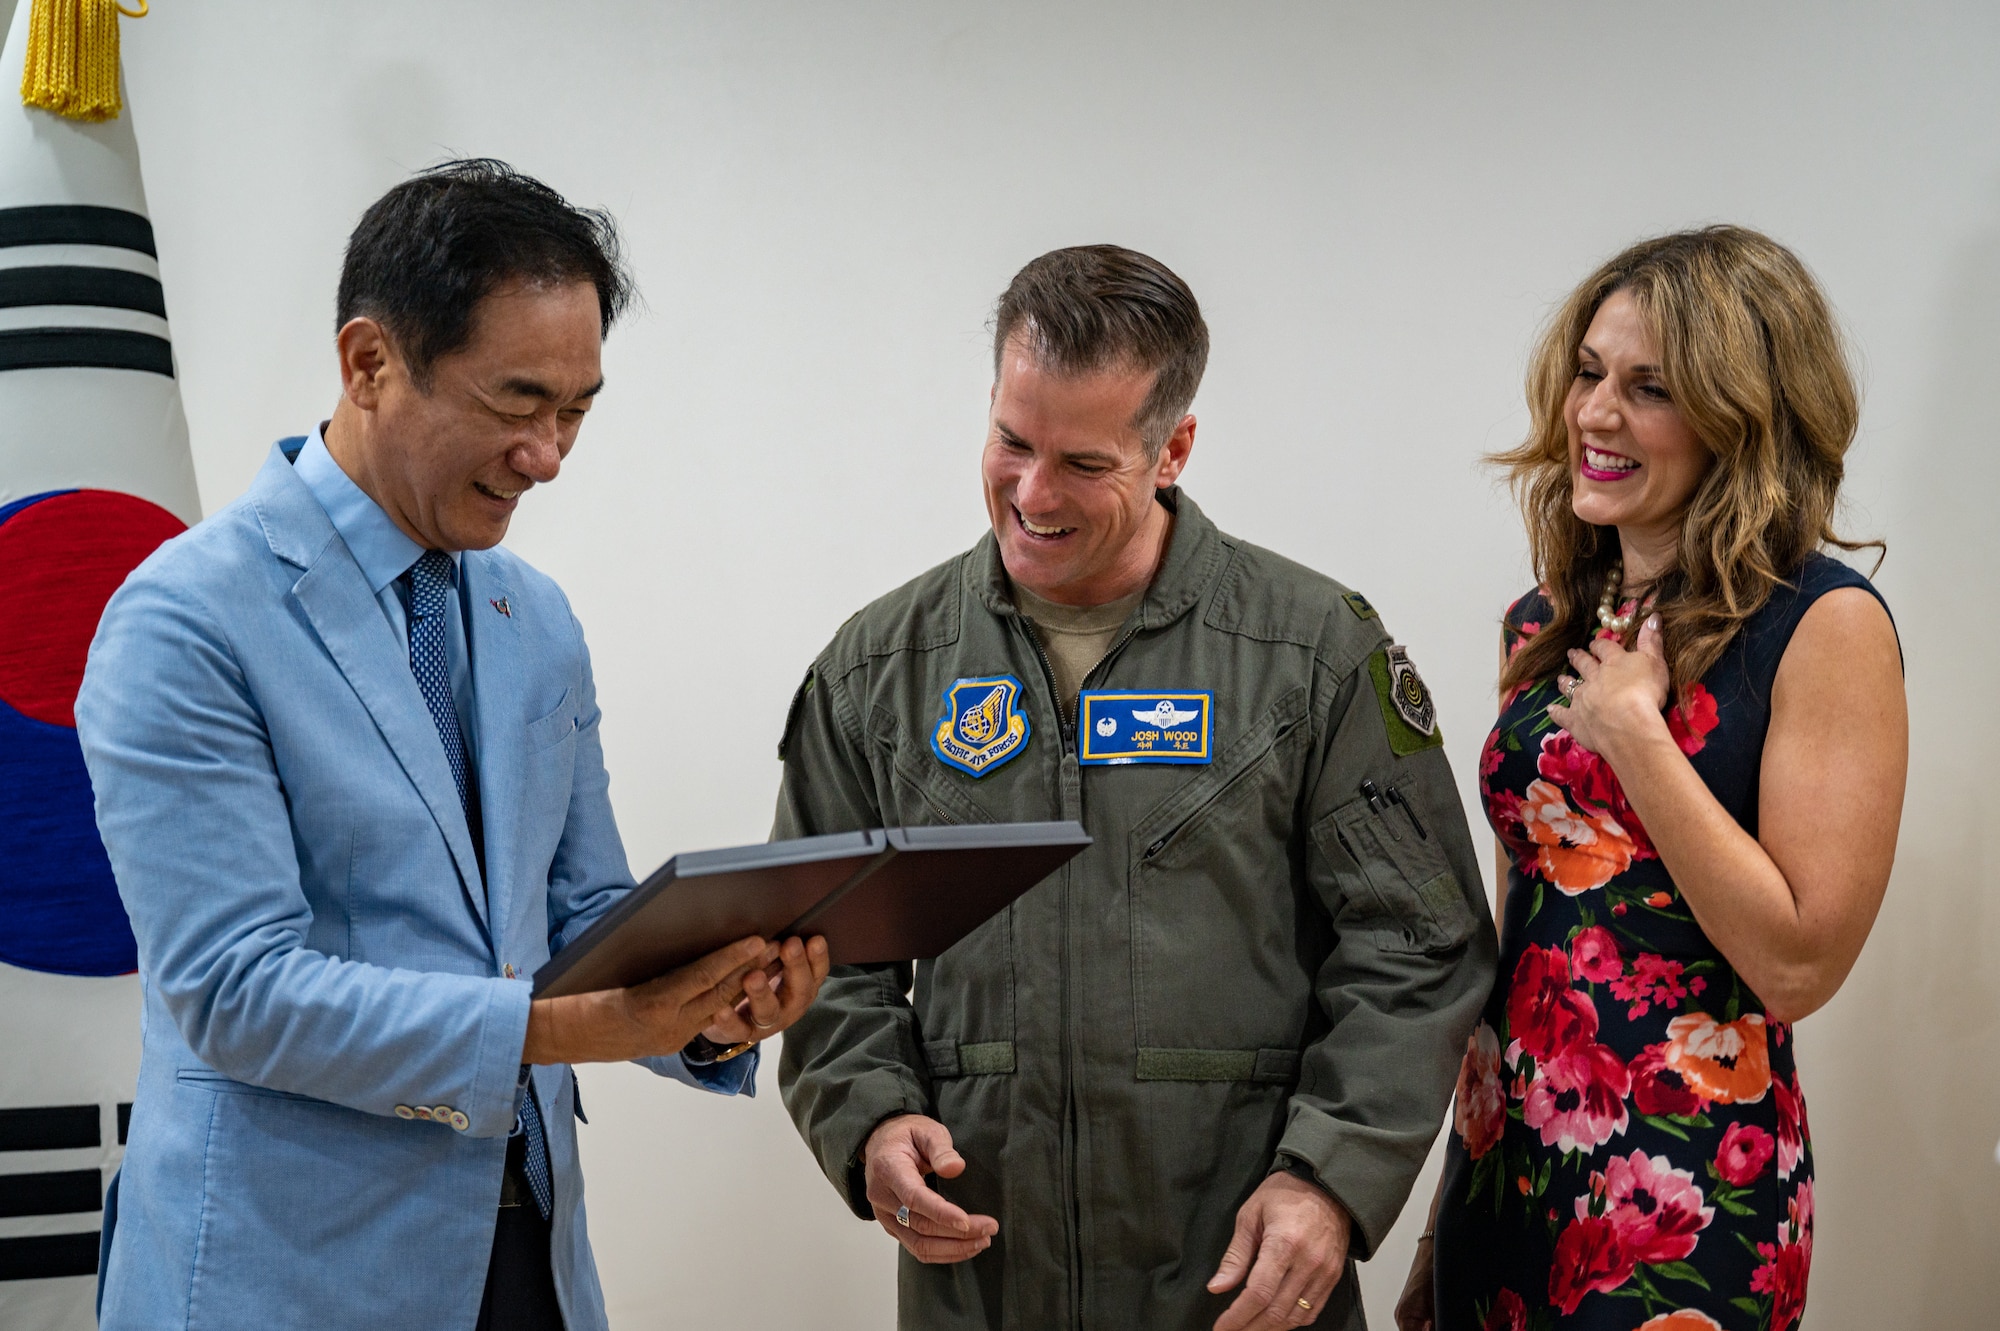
[{"x1": 774, "y1": 490, "x2": 1496, "y2": 1331}]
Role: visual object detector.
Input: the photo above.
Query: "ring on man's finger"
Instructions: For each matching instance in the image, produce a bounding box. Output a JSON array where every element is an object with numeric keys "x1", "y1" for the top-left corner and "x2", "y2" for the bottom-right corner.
[
  {"x1": 752, "y1": 1017, "x2": 778, "y2": 1030},
  {"x1": 896, "y1": 1205, "x2": 911, "y2": 1227},
  {"x1": 1298, "y1": 1296, "x2": 1313, "y2": 1312}
]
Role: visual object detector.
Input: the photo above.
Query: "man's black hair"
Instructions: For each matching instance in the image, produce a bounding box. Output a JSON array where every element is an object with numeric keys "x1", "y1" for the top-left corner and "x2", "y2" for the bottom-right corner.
[{"x1": 336, "y1": 158, "x2": 633, "y2": 387}]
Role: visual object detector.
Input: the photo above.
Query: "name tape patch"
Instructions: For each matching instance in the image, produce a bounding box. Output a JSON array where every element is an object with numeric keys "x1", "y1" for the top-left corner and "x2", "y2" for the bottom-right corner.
[{"x1": 1077, "y1": 691, "x2": 1214, "y2": 766}]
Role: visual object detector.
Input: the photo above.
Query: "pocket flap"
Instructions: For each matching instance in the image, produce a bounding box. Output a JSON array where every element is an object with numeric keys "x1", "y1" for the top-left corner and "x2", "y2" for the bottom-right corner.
[{"x1": 1321, "y1": 796, "x2": 1478, "y2": 953}]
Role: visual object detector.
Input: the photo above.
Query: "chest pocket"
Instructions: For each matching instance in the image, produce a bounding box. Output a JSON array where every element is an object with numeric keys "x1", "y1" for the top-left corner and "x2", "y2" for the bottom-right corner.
[
  {"x1": 525, "y1": 688, "x2": 577, "y2": 753},
  {"x1": 1318, "y1": 793, "x2": 1477, "y2": 954},
  {"x1": 1129, "y1": 688, "x2": 1310, "y2": 868},
  {"x1": 870, "y1": 700, "x2": 1009, "y2": 829},
  {"x1": 1128, "y1": 688, "x2": 1312, "y2": 1052},
  {"x1": 513, "y1": 688, "x2": 581, "y2": 876},
  {"x1": 865, "y1": 705, "x2": 1022, "y2": 1060}
]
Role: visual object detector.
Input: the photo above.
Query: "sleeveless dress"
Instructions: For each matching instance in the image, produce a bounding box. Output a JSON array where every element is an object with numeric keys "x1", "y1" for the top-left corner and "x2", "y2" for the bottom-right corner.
[{"x1": 1432, "y1": 553, "x2": 1889, "y2": 1331}]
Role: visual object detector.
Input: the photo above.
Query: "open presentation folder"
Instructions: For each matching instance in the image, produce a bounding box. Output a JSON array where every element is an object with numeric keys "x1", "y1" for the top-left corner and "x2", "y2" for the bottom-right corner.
[{"x1": 531, "y1": 821, "x2": 1092, "y2": 998}]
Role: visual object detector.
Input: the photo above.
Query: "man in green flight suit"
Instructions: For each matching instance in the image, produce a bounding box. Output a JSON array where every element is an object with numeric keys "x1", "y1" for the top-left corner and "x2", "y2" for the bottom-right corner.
[{"x1": 773, "y1": 245, "x2": 1497, "y2": 1331}]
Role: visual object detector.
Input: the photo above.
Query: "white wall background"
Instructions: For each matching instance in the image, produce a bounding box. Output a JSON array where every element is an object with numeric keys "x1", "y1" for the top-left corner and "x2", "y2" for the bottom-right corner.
[{"x1": 96, "y1": 2, "x2": 2000, "y2": 1325}]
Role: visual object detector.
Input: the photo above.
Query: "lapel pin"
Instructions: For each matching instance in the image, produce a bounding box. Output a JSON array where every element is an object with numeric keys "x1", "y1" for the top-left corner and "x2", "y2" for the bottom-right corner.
[{"x1": 489, "y1": 597, "x2": 511, "y2": 618}]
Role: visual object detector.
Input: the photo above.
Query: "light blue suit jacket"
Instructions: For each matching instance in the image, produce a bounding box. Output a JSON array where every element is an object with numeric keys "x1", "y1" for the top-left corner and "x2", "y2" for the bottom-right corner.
[{"x1": 75, "y1": 442, "x2": 751, "y2": 1330}]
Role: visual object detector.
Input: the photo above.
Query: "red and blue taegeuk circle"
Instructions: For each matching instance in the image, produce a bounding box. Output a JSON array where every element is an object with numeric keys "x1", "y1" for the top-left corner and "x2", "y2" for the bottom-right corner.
[{"x1": 0, "y1": 488, "x2": 185, "y2": 976}]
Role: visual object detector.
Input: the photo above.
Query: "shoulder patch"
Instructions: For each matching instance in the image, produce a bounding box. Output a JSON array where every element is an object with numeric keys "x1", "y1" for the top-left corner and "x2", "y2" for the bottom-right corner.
[
  {"x1": 1368, "y1": 645, "x2": 1443, "y2": 756},
  {"x1": 1342, "y1": 590, "x2": 1379, "y2": 621},
  {"x1": 777, "y1": 668, "x2": 815, "y2": 761}
]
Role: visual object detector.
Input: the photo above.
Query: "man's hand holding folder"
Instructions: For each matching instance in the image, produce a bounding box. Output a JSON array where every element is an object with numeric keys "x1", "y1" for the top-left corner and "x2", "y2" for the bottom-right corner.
[{"x1": 522, "y1": 933, "x2": 831, "y2": 1065}]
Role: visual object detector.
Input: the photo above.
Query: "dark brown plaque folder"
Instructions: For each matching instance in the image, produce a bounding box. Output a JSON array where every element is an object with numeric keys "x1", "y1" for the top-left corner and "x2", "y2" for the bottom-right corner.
[{"x1": 531, "y1": 822, "x2": 1091, "y2": 998}]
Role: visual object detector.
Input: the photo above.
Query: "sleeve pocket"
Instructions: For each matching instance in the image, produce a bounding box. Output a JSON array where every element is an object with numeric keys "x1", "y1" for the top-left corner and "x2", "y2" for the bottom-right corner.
[
  {"x1": 525, "y1": 688, "x2": 577, "y2": 752},
  {"x1": 1317, "y1": 795, "x2": 1479, "y2": 954}
]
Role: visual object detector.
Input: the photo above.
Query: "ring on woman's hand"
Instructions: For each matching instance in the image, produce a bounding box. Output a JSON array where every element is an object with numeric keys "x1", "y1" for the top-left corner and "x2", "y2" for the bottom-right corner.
[
  {"x1": 1297, "y1": 1297, "x2": 1313, "y2": 1312},
  {"x1": 752, "y1": 1016, "x2": 778, "y2": 1030},
  {"x1": 895, "y1": 1205, "x2": 911, "y2": 1227},
  {"x1": 1558, "y1": 674, "x2": 1578, "y2": 698}
]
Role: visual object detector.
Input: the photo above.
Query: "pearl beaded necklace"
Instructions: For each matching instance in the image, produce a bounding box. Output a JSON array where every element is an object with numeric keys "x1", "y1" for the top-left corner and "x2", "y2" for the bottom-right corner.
[{"x1": 1597, "y1": 559, "x2": 1640, "y2": 634}]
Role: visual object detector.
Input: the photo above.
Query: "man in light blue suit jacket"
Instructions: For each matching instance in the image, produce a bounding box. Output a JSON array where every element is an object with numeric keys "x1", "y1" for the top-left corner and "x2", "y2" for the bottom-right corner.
[{"x1": 75, "y1": 160, "x2": 829, "y2": 1331}]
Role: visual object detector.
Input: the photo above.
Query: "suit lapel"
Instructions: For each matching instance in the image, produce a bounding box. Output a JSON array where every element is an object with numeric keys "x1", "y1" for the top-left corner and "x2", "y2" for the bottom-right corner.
[
  {"x1": 251, "y1": 446, "x2": 492, "y2": 942},
  {"x1": 463, "y1": 554, "x2": 523, "y2": 953}
]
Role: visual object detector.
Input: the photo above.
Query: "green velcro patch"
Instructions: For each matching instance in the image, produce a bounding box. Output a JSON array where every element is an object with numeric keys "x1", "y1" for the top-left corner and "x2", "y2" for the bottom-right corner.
[
  {"x1": 957, "y1": 1042, "x2": 1017, "y2": 1075},
  {"x1": 1135, "y1": 1048, "x2": 1301, "y2": 1084},
  {"x1": 1341, "y1": 590, "x2": 1379, "y2": 621},
  {"x1": 1416, "y1": 871, "x2": 1465, "y2": 921},
  {"x1": 925, "y1": 1039, "x2": 1017, "y2": 1077},
  {"x1": 1368, "y1": 647, "x2": 1444, "y2": 756}
]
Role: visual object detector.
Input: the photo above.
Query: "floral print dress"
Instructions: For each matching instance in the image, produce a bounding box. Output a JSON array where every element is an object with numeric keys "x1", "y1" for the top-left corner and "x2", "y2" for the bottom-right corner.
[{"x1": 1432, "y1": 554, "x2": 1888, "y2": 1331}]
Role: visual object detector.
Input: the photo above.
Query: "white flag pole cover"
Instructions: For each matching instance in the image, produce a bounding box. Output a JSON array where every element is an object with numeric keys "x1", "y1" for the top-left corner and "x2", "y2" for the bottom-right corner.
[{"x1": 0, "y1": 1, "x2": 197, "y2": 1323}]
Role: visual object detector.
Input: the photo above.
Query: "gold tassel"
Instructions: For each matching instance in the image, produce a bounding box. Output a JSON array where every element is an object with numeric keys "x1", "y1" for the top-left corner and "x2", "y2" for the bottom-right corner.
[{"x1": 20, "y1": 0, "x2": 149, "y2": 123}]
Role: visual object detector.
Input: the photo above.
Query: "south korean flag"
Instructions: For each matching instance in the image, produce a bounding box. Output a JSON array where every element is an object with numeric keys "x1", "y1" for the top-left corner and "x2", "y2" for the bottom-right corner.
[{"x1": 0, "y1": 3, "x2": 198, "y2": 1325}]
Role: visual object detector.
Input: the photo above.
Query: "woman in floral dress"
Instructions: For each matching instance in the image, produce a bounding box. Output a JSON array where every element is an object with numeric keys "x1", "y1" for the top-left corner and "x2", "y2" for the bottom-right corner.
[{"x1": 1398, "y1": 227, "x2": 1907, "y2": 1331}]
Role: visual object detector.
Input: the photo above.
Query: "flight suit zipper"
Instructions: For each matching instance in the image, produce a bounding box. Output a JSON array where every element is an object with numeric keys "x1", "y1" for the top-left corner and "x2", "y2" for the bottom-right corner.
[
  {"x1": 1081, "y1": 622, "x2": 1144, "y2": 700},
  {"x1": 1020, "y1": 619, "x2": 1075, "y2": 754},
  {"x1": 1026, "y1": 613, "x2": 1146, "y2": 1329},
  {"x1": 1015, "y1": 616, "x2": 1084, "y2": 1326}
]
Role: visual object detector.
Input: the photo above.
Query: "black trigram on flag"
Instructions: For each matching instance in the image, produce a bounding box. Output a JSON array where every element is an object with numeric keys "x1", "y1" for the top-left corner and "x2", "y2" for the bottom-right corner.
[
  {"x1": 0, "y1": 203, "x2": 172, "y2": 377},
  {"x1": 0, "y1": 1104, "x2": 129, "y2": 1283}
]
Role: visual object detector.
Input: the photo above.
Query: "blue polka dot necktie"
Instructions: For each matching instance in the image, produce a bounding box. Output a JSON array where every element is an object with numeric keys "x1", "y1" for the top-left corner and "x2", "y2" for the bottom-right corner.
[
  {"x1": 403, "y1": 550, "x2": 553, "y2": 1220},
  {"x1": 403, "y1": 551, "x2": 469, "y2": 806}
]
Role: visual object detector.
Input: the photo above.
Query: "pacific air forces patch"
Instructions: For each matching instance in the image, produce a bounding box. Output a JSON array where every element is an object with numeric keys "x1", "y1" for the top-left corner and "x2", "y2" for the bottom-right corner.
[
  {"x1": 1369, "y1": 645, "x2": 1442, "y2": 755},
  {"x1": 933, "y1": 675, "x2": 1031, "y2": 777}
]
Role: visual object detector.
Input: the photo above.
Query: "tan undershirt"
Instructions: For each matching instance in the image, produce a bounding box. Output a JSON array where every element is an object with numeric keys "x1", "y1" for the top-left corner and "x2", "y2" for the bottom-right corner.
[{"x1": 1012, "y1": 583, "x2": 1146, "y2": 714}]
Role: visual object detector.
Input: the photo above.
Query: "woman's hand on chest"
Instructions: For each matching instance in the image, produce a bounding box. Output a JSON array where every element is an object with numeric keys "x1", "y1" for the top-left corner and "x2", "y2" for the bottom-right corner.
[{"x1": 1546, "y1": 615, "x2": 1673, "y2": 765}]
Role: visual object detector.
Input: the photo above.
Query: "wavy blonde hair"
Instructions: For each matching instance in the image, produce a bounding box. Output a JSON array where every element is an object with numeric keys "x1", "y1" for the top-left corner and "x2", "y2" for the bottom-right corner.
[{"x1": 1496, "y1": 225, "x2": 1880, "y2": 698}]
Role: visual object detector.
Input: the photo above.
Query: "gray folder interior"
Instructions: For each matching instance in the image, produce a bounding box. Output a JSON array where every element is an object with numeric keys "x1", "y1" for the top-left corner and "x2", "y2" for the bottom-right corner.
[{"x1": 531, "y1": 821, "x2": 1091, "y2": 998}]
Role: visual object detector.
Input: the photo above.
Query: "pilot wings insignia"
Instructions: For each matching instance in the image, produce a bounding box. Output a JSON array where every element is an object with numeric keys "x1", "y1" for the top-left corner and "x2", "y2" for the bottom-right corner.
[
  {"x1": 1133, "y1": 701, "x2": 1199, "y2": 728},
  {"x1": 933, "y1": 675, "x2": 1031, "y2": 777}
]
